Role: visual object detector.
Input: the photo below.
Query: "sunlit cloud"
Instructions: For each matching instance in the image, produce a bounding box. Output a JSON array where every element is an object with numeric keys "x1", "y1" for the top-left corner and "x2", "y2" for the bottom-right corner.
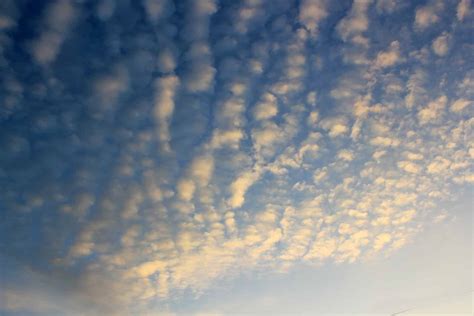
[{"x1": 0, "y1": 0, "x2": 472, "y2": 315}]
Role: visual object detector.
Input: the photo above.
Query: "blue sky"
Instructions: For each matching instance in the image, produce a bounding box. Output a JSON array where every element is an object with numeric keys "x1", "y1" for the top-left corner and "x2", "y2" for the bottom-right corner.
[{"x1": 0, "y1": 0, "x2": 472, "y2": 315}]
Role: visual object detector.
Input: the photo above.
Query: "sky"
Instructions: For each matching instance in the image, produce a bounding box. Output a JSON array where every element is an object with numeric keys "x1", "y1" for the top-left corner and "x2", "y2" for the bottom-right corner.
[{"x1": 0, "y1": 0, "x2": 472, "y2": 315}]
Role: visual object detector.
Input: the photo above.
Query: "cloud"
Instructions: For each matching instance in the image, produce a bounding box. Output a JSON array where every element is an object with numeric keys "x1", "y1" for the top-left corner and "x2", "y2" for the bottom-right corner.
[
  {"x1": 414, "y1": 1, "x2": 443, "y2": 30},
  {"x1": 432, "y1": 32, "x2": 451, "y2": 56},
  {"x1": 189, "y1": 154, "x2": 215, "y2": 186},
  {"x1": 142, "y1": 0, "x2": 175, "y2": 23},
  {"x1": 373, "y1": 233, "x2": 392, "y2": 250},
  {"x1": 153, "y1": 75, "x2": 180, "y2": 151},
  {"x1": 253, "y1": 92, "x2": 278, "y2": 121},
  {"x1": 450, "y1": 98, "x2": 472, "y2": 112},
  {"x1": 93, "y1": 66, "x2": 129, "y2": 108},
  {"x1": 337, "y1": 149, "x2": 354, "y2": 161},
  {"x1": 156, "y1": 49, "x2": 177, "y2": 74},
  {"x1": 320, "y1": 116, "x2": 349, "y2": 137},
  {"x1": 210, "y1": 128, "x2": 245, "y2": 149},
  {"x1": 298, "y1": 0, "x2": 328, "y2": 34},
  {"x1": 177, "y1": 179, "x2": 195, "y2": 201},
  {"x1": 397, "y1": 160, "x2": 422, "y2": 174},
  {"x1": 29, "y1": 0, "x2": 78, "y2": 65},
  {"x1": 457, "y1": 0, "x2": 471, "y2": 21},
  {"x1": 336, "y1": 0, "x2": 373, "y2": 43},
  {"x1": 181, "y1": 0, "x2": 217, "y2": 93},
  {"x1": 376, "y1": 0, "x2": 405, "y2": 14},
  {"x1": 1, "y1": 0, "x2": 473, "y2": 313},
  {"x1": 374, "y1": 41, "x2": 402, "y2": 68},
  {"x1": 228, "y1": 169, "x2": 261, "y2": 208},
  {"x1": 417, "y1": 95, "x2": 447, "y2": 125},
  {"x1": 427, "y1": 156, "x2": 451, "y2": 174}
]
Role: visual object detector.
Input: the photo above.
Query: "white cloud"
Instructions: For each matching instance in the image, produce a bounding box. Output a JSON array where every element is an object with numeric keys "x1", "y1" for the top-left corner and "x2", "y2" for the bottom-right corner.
[
  {"x1": 337, "y1": 149, "x2": 355, "y2": 162},
  {"x1": 450, "y1": 98, "x2": 472, "y2": 112},
  {"x1": 373, "y1": 233, "x2": 392, "y2": 250},
  {"x1": 228, "y1": 169, "x2": 261, "y2": 208},
  {"x1": 398, "y1": 160, "x2": 422, "y2": 174},
  {"x1": 414, "y1": 1, "x2": 443, "y2": 30},
  {"x1": 183, "y1": 42, "x2": 216, "y2": 92},
  {"x1": 376, "y1": 0, "x2": 405, "y2": 14},
  {"x1": 418, "y1": 95, "x2": 447, "y2": 125},
  {"x1": 253, "y1": 93, "x2": 278, "y2": 121},
  {"x1": 93, "y1": 66, "x2": 129, "y2": 108},
  {"x1": 370, "y1": 136, "x2": 400, "y2": 147},
  {"x1": 210, "y1": 128, "x2": 245, "y2": 149},
  {"x1": 157, "y1": 49, "x2": 177, "y2": 73},
  {"x1": 299, "y1": 0, "x2": 328, "y2": 34},
  {"x1": 153, "y1": 75, "x2": 180, "y2": 151},
  {"x1": 405, "y1": 69, "x2": 427, "y2": 108},
  {"x1": 190, "y1": 155, "x2": 215, "y2": 186},
  {"x1": 30, "y1": 0, "x2": 77, "y2": 65},
  {"x1": 320, "y1": 116, "x2": 349, "y2": 137},
  {"x1": 336, "y1": 0, "x2": 373, "y2": 43},
  {"x1": 143, "y1": 0, "x2": 174, "y2": 23},
  {"x1": 135, "y1": 260, "x2": 167, "y2": 278},
  {"x1": 252, "y1": 121, "x2": 282, "y2": 152},
  {"x1": 457, "y1": 0, "x2": 471, "y2": 21},
  {"x1": 177, "y1": 179, "x2": 195, "y2": 201},
  {"x1": 374, "y1": 41, "x2": 402, "y2": 68},
  {"x1": 432, "y1": 32, "x2": 450, "y2": 56},
  {"x1": 427, "y1": 156, "x2": 451, "y2": 174}
]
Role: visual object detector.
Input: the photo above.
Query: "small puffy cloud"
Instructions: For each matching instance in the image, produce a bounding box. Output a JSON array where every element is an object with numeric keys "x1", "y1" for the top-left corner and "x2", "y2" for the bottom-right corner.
[
  {"x1": 405, "y1": 69, "x2": 427, "y2": 108},
  {"x1": 307, "y1": 91, "x2": 317, "y2": 106},
  {"x1": 143, "y1": 0, "x2": 175, "y2": 23},
  {"x1": 337, "y1": 149, "x2": 354, "y2": 161},
  {"x1": 336, "y1": 0, "x2": 373, "y2": 43},
  {"x1": 457, "y1": 0, "x2": 471, "y2": 21},
  {"x1": 450, "y1": 98, "x2": 472, "y2": 112},
  {"x1": 253, "y1": 93, "x2": 278, "y2": 121},
  {"x1": 305, "y1": 236, "x2": 337, "y2": 260},
  {"x1": 414, "y1": 1, "x2": 442, "y2": 30},
  {"x1": 370, "y1": 136, "x2": 400, "y2": 147},
  {"x1": 190, "y1": 155, "x2": 215, "y2": 186},
  {"x1": 405, "y1": 152, "x2": 424, "y2": 160},
  {"x1": 183, "y1": 42, "x2": 216, "y2": 93},
  {"x1": 210, "y1": 128, "x2": 244, "y2": 149},
  {"x1": 392, "y1": 209, "x2": 416, "y2": 225},
  {"x1": 418, "y1": 95, "x2": 447, "y2": 125},
  {"x1": 299, "y1": 0, "x2": 328, "y2": 34},
  {"x1": 427, "y1": 156, "x2": 451, "y2": 174},
  {"x1": 348, "y1": 209, "x2": 368, "y2": 219},
  {"x1": 308, "y1": 111, "x2": 319, "y2": 126},
  {"x1": 0, "y1": 15, "x2": 16, "y2": 30},
  {"x1": 373, "y1": 233, "x2": 392, "y2": 250},
  {"x1": 69, "y1": 241, "x2": 94, "y2": 258},
  {"x1": 432, "y1": 32, "x2": 450, "y2": 56},
  {"x1": 320, "y1": 116, "x2": 349, "y2": 137},
  {"x1": 338, "y1": 223, "x2": 354, "y2": 235},
  {"x1": 156, "y1": 49, "x2": 177, "y2": 73},
  {"x1": 374, "y1": 41, "x2": 402, "y2": 68},
  {"x1": 313, "y1": 168, "x2": 328, "y2": 182},
  {"x1": 94, "y1": 66, "x2": 129, "y2": 108},
  {"x1": 228, "y1": 170, "x2": 261, "y2": 208},
  {"x1": 135, "y1": 260, "x2": 167, "y2": 278},
  {"x1": 252, "y1": 122, "x2": 282, "y2": 151},
  {"x1": 376, "y1": 0, "x2": 405, "y2": 14},
  {"x1": 153, "y1": 75, "x2": 180, "y2": 150},
  {"x1": 398, "y1": 160, "x2": 422, "y2": 174},
  {"x1": 30, "y1": 0, "x2": 77, "y2": 65},
  {"x1": 177, "y1": 179, "x2": 195, "y2": 201}
]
